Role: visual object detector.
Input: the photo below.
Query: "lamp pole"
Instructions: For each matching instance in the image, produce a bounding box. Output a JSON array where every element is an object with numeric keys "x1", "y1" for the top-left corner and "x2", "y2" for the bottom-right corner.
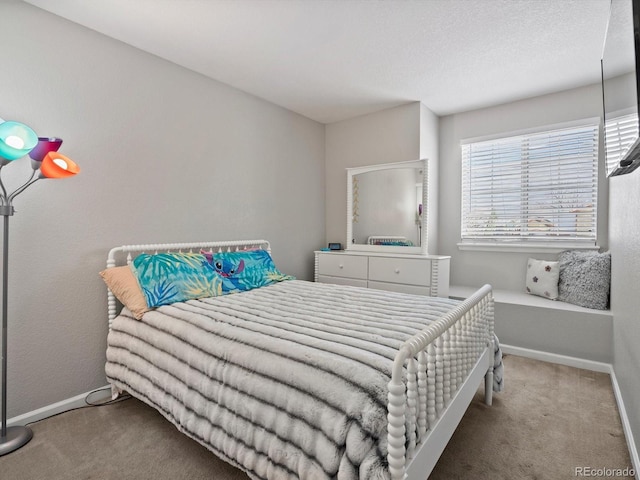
[
  {"x1": 0, "y1": 203, "x2": 33, "y2": 455},
  {"x1": 0, "y1": 121, "x2": 79, "y2": 456}
]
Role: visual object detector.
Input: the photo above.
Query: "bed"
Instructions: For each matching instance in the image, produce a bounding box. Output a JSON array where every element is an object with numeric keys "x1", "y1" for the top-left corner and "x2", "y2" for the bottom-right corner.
[{"x1": 103, "y1": 239, "x2": 500, "y2": 480}]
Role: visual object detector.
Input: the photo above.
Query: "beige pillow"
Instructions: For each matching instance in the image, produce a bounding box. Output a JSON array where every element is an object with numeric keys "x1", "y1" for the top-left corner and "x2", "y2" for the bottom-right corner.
[{"x1": 100, "y1": 266, "x2": 150, "y2": 319}]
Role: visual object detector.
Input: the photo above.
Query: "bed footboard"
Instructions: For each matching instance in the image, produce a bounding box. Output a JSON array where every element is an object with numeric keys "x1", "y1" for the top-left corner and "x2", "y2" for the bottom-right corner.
[{"x1": 387, "y1": 284, "x2": 494, "y2": 480}]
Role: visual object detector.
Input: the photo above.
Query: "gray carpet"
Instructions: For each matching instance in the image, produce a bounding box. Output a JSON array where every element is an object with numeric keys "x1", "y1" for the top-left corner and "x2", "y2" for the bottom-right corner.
[{"x1": 1, "y1": 355, "x2": 634, "y2": 480}]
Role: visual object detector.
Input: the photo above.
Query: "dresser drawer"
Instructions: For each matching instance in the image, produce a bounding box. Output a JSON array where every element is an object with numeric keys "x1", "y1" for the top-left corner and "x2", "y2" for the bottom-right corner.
[
  {"x1": 317, "y1": 254, "x2": 368, "y2": 279},
  {"x1": 368, "y1": 257, "x2": 431, "y2": 286},
  {"x1": 317, "y1": 275, "x2": 368, "y2": 288}
]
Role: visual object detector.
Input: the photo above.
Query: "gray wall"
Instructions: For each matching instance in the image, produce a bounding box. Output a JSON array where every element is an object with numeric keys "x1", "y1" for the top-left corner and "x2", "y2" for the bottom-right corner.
[
  {"x1": 610, "y1": 168, "x2": 640, "y2": 455},
  {"x1": 604, "y1": 71, "x2": 640, "y2": 454},
  {"x1": 1, "y1": 1, "x2": 325, "y2": 418},
  {"x1": 438, "y1": 83, "x2": 609, "y2": 290}
]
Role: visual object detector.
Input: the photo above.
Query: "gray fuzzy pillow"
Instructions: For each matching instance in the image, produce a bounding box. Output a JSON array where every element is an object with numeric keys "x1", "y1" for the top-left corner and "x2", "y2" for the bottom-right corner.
[{"x1": 558, "y1": 250, "x2": 611, "y2": 310}]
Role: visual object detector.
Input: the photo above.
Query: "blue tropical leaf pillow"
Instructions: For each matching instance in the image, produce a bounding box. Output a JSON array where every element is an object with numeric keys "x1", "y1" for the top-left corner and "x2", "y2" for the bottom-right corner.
[
  {"x1": 201, "y1": 249, "x2": 294, "y2": 294},
  {"x1": 131, "y1": 250, "x2": 294, "y2": 308},
  {"x1": 131, "y1": 252, "x2": 223, "y2": 308}
]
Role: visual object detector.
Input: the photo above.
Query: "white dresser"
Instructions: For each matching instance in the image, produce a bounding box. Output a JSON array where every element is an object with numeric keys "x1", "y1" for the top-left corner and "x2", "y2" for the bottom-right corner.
[{"x1": 314, "y1": 250, "x2": 450, "y2": 297}]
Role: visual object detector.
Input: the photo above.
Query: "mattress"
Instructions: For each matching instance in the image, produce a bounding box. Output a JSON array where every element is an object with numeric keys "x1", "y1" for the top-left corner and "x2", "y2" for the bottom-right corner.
[{"x1": 105, "y1": 279, "x2": 491, "y2": 480}]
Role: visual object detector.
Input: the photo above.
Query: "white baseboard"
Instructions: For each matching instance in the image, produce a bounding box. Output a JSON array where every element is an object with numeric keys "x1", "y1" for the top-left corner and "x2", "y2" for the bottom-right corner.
[
  {"x1": 610, "y1": 370, "x2": 640, "y2": 480},
  {"x1": 7, "y1": 385, "x2": 112, "y2": 428},
  {"x1": 500, "y1": 344, "x2": 612, "y2": 373},
  {"x1": 502, "y1": 344, "x2": 638, "y2": 478}
]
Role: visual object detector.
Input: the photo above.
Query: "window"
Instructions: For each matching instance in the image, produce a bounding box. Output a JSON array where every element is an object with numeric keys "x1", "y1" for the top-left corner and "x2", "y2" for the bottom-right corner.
[
  {"x1": 603, "y1": 111, "x2": 638, "y2": 176},
  {"x1": 460, "y1": 122, "x2": 599, "y2": 248}
]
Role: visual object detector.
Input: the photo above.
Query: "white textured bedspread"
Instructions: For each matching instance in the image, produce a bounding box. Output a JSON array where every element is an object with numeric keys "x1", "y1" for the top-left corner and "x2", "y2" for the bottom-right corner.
[{"x1": 106, "y1": 280, "x2": 496, "y2": 480}]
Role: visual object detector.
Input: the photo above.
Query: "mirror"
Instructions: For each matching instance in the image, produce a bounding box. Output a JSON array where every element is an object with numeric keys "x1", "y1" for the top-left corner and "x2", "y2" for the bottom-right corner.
[{"x1": 346, "y1": 159, "x2": 428, "y2": 255}]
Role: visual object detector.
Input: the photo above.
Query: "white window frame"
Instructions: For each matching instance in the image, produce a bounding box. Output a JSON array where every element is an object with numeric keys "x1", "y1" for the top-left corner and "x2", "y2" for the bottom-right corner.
[{"x1": 458, "y1": 119, "x2": 600, "y2": 253}]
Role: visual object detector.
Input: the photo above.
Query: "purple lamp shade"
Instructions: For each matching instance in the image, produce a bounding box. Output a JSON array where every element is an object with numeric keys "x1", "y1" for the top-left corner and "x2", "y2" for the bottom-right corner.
[{"x1": 29, "y1": 137, "x2": 62, "y2": 169}]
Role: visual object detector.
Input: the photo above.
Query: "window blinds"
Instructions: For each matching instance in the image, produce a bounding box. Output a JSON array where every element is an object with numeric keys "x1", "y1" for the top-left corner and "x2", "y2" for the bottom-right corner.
[
  {"x1": 461, "y1": 123, "x2": 599, "y2": 243},
  {"x1": 604, "y1": 112, "x2": 639, "y2": 175}
]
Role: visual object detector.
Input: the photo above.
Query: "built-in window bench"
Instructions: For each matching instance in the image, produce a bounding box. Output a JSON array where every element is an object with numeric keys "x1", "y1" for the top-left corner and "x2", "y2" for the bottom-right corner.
[{"x1": 449, "y1": 285, "x2": 613, "y2": 366}]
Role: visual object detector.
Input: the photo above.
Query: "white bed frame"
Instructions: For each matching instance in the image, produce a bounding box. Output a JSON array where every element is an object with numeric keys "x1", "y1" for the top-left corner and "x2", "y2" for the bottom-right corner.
[{"x1": 105, "y1": 239, "x2": 495, "y2": 480}]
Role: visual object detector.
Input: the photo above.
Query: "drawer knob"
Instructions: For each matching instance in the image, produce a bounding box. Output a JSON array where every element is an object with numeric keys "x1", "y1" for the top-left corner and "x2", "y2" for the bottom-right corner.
[
  {"x1": 394, "y1": 268, "x2": 400, "y2": 274},
  {"x1": 339, "y1": 264, "x2": 344, "y2": 269}
]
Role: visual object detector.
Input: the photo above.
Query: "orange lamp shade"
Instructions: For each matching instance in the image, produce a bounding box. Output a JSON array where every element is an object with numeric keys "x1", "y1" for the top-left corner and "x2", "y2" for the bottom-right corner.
[{"x1": 39, "y1": 152, "x2": 80, "y2": 179}]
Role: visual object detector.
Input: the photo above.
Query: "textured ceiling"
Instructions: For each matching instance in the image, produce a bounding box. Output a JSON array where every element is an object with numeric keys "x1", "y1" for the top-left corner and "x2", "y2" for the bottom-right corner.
[{"x1": 23, "y1": 0, "x2": 612, "y2": 124}]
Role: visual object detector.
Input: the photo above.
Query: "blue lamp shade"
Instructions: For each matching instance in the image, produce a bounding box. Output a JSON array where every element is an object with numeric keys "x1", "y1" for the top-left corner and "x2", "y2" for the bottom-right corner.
[{"x1": 0, "y1": 121, "x2": 38, "y2": 162}]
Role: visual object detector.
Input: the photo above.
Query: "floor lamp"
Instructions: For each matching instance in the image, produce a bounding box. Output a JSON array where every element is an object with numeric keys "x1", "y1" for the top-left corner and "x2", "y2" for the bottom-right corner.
[{"x1": 0, "y1": 118, "x2": 80, "y2": 456}]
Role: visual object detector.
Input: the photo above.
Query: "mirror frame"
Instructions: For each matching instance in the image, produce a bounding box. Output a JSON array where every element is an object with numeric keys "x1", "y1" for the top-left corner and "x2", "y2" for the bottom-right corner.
[{"x1": 346, "y1": 158, "x2": 428, "y2": 255}]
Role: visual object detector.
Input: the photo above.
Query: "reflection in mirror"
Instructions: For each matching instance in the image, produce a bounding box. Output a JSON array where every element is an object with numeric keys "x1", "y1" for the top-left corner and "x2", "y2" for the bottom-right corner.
[
  {"x1": 346, "y1": 159, "x2": 428, "y2": 255},
  {"x1": 351, "y1": 167, "x2": 422, "y2": 246}
]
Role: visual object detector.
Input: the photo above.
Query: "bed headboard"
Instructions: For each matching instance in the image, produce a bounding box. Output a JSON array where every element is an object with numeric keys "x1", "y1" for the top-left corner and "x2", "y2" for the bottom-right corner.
[
  {"x1": 105, "y1": 239, "x2": 271, "y2": 325},
  {"x1": 367, "y1": 235, "x2": 408, "y2": 245}
]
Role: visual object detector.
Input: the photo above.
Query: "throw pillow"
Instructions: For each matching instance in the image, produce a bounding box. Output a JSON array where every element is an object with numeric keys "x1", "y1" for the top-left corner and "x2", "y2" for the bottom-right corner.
[
  {"x1": 558, "y1": 250, "x2": 611, "y2": 310},
  {"x1": 201, "y1": 249, "x2": 294, "y2": 294},
  {"x1": 100, "y1": 266, "x2": 150, "y2": 319},
  {"x1": 525, "y1": 258, "x2": 560, "y2": 300},
  {"x1": 131, "y1": 252, "x2": 223, "y2": 308}
]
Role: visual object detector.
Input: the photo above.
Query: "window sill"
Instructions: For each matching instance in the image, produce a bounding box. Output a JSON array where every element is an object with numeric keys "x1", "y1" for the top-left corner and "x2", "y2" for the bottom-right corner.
[{"x1": 457, "y1": 242, "x2": 600, "y2": 254}]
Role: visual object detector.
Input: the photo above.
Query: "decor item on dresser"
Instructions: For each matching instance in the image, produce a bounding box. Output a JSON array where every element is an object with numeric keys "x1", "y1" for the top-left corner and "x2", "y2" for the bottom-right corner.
[
  {"x1": 0, "y1": 118, "x2": 80, "y2": 456},
  {"x1": 315, "y1": 249, "x2": 450, "y2": 297},
  {"x1": 558, "y1": 250, "x2": 611, "y2": 310},
  {"x1": 103, "y1": 239, "x2": 500, "y2": 480},
  {"x1": 347, "y1": 159, "x2": 428, "y2": 254}
]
